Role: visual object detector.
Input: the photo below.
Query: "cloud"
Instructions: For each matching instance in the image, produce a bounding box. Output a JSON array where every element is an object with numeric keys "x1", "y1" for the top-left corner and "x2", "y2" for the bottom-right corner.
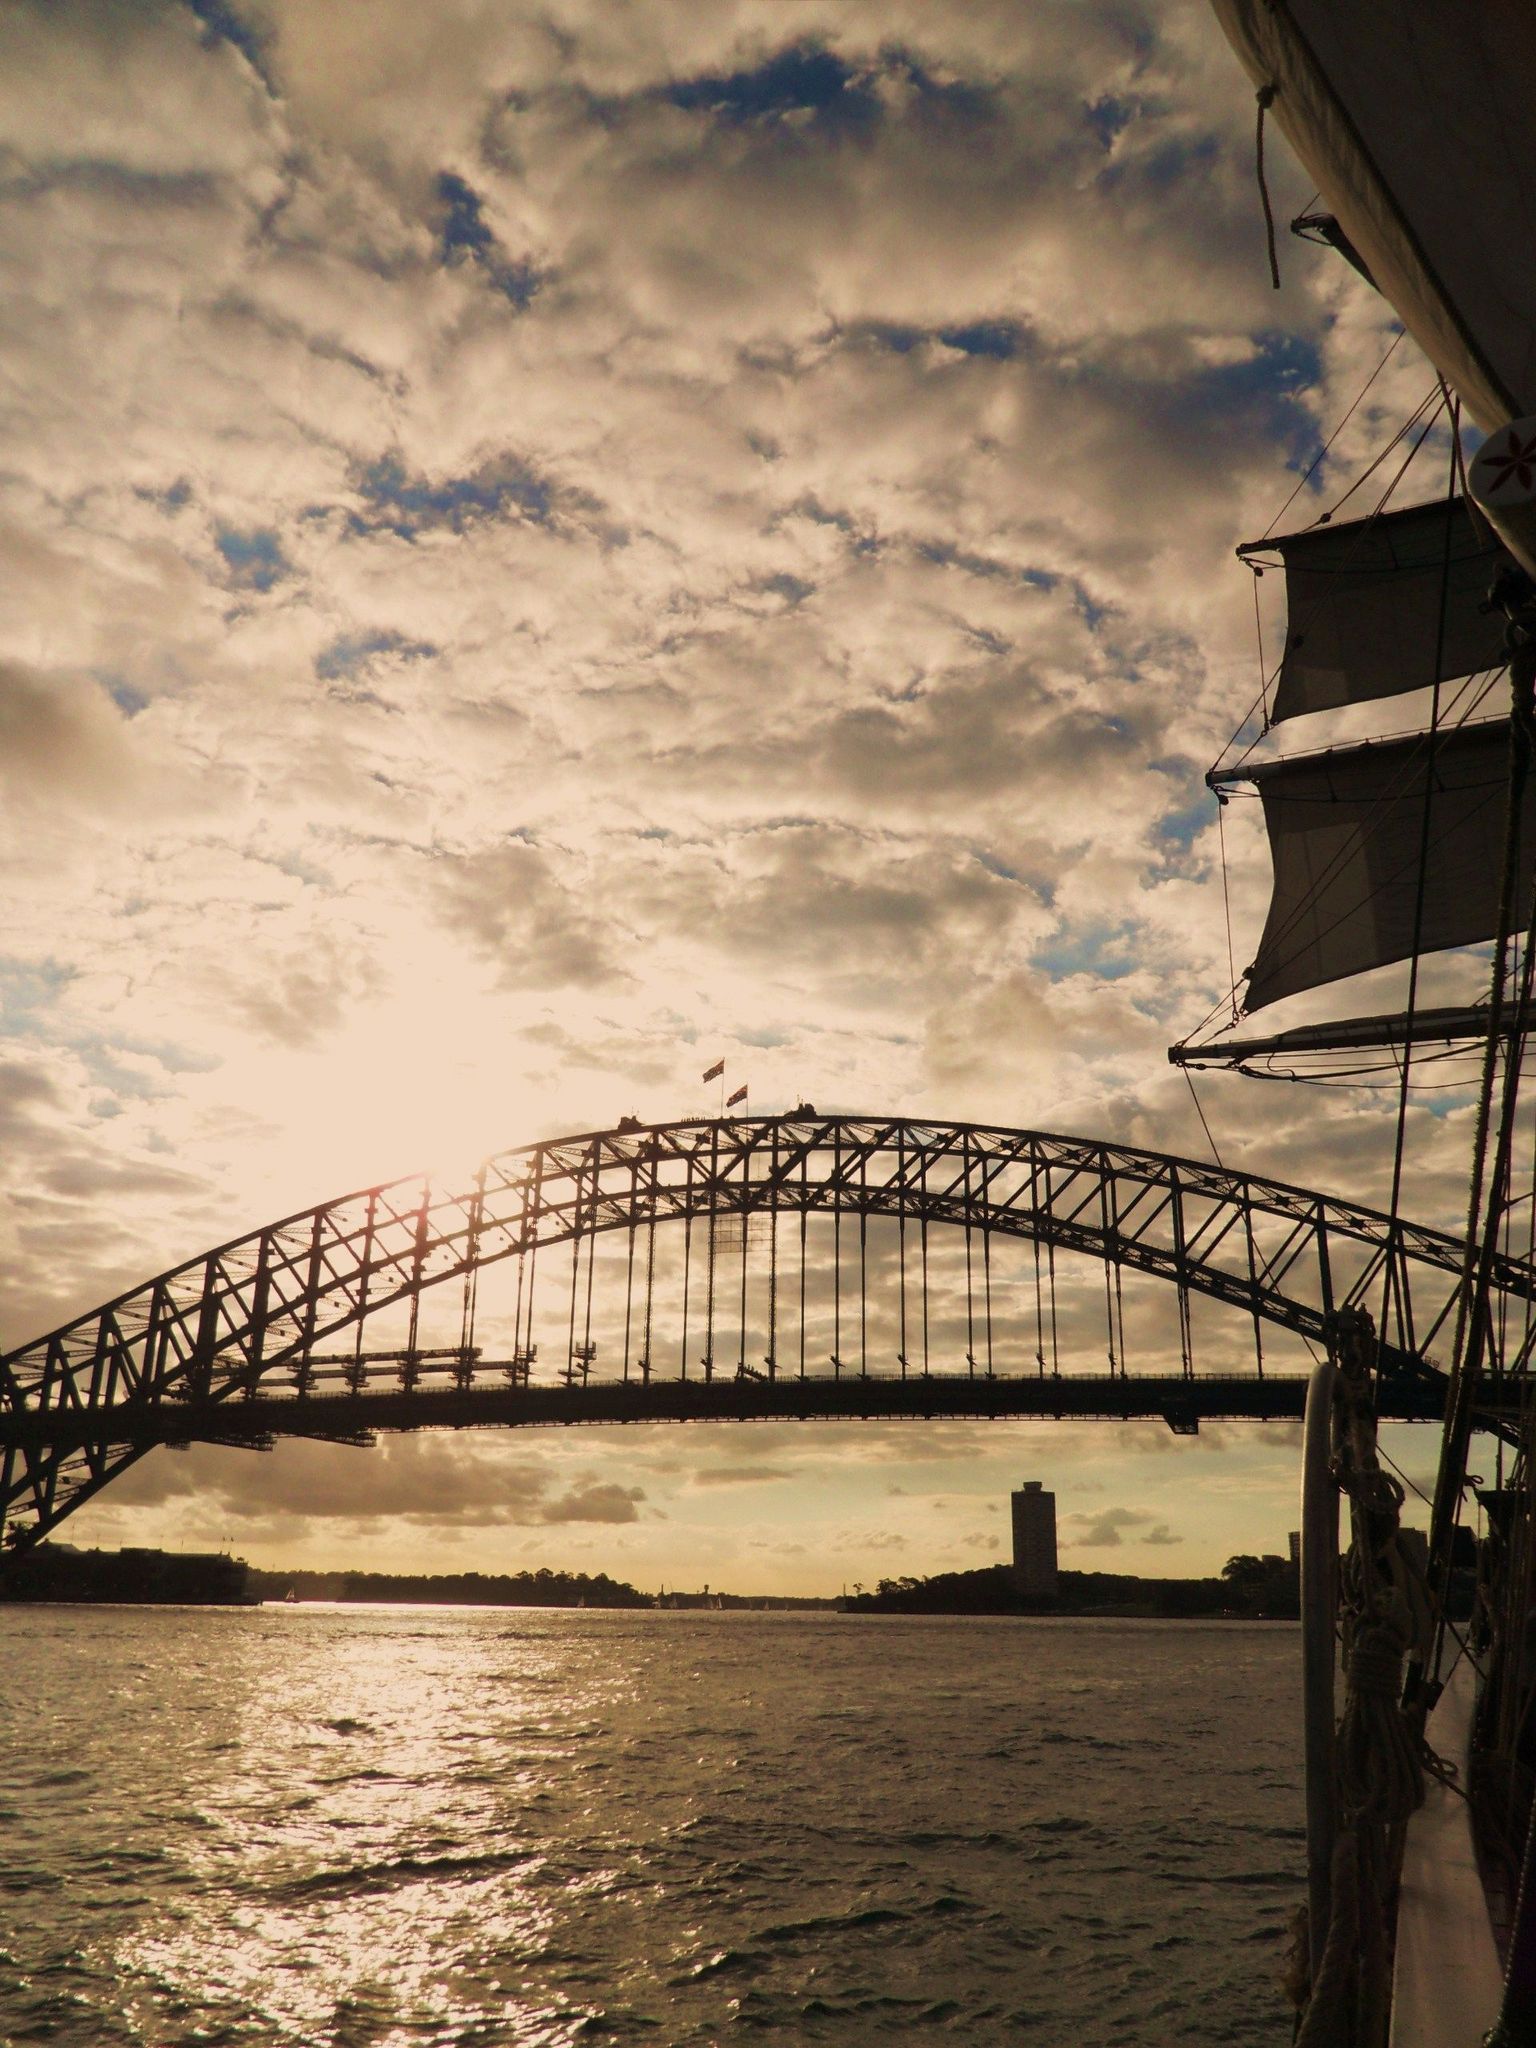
[
  {"x1": 0, "y1": 1057, "x2": 64, "y2": 1134},
  {"x1": 0, "y1": 0, "x2": 1455, "y2": 1592},
  {"x1": 690, "y1": 1463, "x2": 792, "y2": 1487},
  {"x1": 433, "y1": 842, "x2": 622, "y2": 990},
  {"x1": 538, "y1": 1480, "x2": 647, "y2": 1523},
  {"x1": 99, "y1": 1437, "x2": 648, "y2": 1530},
  {"x1": 1065, "y1": 1506, "x2": 1155, "y2": 1549},
  {"x1": 0, "y1": 0, "x2": 281, "y2": 183},
  {"x1": 0, "y1": 662, "x2": 142, "y2": 806}
]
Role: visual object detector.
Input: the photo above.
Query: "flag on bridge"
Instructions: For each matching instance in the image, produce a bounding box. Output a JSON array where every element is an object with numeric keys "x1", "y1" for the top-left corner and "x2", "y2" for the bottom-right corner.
[
  {"x1": 726, "y1": 1083, "x2": 748, "y2": 1107},
  {"x1": 702, "y1": 1058, "x2": 724, "y2": 1082}
]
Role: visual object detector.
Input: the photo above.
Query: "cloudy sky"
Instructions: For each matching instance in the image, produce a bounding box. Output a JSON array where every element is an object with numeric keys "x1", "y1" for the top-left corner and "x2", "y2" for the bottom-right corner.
[{"x1": 1, "y1": 0, "x2": 1470, "y2": 1592}]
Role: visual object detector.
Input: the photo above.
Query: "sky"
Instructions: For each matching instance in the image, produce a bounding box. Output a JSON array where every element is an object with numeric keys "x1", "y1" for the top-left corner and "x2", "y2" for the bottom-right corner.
[{"x1": 0, "y1": 0, "x2": 1480, "y2": 1593}]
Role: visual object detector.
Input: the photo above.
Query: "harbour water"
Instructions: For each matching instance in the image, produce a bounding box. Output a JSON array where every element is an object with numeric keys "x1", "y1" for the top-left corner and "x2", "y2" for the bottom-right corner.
[{"x1": 4, "y1": 1606, "x2": 1302, "y2": 2045}]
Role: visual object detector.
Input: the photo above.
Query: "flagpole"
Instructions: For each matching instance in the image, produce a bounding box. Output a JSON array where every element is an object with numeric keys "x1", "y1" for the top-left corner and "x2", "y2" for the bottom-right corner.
[{"x1": 701, "y1": 1057, "x2": 726, "y2": 1117}]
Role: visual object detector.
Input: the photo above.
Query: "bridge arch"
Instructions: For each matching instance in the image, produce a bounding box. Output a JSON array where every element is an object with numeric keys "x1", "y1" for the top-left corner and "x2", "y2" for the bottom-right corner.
[{"x1": 4, "y1": 1114, "x2": 1531, "y2": 1544}]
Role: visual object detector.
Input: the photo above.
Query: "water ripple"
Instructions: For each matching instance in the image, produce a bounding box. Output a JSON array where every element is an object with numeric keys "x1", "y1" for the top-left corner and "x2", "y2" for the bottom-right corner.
[{"x1": 3, "y1": 1609, "x2": 1302, "y2": 2046}]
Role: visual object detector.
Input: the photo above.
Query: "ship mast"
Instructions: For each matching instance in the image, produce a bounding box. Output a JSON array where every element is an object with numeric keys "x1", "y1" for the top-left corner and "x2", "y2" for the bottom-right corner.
[{"x1": 1200, "y1": 5, "x2": 1536, "y2": 2039}]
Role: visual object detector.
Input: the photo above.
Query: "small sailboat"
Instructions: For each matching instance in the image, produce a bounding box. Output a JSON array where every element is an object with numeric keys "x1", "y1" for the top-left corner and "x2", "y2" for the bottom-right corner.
[{"x1": 1186, "y1": 6, "x2": 1536, "y2": 2040}]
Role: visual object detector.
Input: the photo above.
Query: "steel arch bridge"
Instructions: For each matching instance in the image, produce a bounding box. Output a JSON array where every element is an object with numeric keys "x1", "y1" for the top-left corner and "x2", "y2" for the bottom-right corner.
[{"x1": 4, "y1": 1113, "x2": 1533, "y2": 1547}]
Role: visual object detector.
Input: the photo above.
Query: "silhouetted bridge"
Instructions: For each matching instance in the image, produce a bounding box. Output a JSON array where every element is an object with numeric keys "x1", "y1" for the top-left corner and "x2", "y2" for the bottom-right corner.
[{"x1": 5, "y1": 1115, "x2": 1531, "y2": 1545}]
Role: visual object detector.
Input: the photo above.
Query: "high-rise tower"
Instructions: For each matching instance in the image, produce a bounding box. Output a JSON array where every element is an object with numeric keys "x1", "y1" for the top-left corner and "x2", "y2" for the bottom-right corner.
[{"x1": 1010, "y1": 1481, "x2": 1058, "y2": 1597}]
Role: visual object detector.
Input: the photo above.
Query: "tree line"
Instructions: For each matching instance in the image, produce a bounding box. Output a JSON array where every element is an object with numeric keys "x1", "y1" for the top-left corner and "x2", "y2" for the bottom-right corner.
[{"x1": 250, "y1": 1565, "x2": 652, "y2": 1607}]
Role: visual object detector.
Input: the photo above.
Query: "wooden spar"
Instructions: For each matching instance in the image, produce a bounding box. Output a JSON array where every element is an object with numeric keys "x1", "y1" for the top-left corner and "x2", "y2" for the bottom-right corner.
[{"x1": 1171, "y1": 1000, "x2": 1536, "y2": 1069}]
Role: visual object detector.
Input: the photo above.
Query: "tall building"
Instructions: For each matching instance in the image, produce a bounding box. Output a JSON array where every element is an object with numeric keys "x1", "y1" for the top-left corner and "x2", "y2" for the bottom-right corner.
[{"x1": 1011, "y1": 1481, "x2": 1058, "y2": 1597}]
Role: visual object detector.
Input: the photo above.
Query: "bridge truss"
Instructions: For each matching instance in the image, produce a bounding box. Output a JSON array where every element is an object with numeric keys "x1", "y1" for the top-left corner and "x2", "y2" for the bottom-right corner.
[{"x1": 5, "y1": 1114, "x2": 1534, "y2": 1545}]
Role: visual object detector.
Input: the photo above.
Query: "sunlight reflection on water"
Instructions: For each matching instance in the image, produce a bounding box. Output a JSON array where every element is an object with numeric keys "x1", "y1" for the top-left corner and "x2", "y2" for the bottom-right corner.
[{"x1": 4, "y1": 1606, "x2": 1302, "y2": 2046}]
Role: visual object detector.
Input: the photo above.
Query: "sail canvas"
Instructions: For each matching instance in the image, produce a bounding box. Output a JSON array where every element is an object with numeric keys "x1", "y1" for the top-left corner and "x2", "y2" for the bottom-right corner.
[
  {"x1": 1258, "y1": 500, "x2": 1508, "y2": 725},
  {"x1": 1209, "y1": 0, "x2": 1536, "y2": 430},
  {"x1": 1242, "y1": 720, "x2": 1533, "y2": 1010}
]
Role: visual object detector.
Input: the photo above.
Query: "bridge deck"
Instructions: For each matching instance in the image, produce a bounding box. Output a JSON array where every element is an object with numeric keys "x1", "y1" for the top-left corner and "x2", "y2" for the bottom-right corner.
[{"x1": 2, "y1": 1371, "x2": 1452, "y2": 1455}]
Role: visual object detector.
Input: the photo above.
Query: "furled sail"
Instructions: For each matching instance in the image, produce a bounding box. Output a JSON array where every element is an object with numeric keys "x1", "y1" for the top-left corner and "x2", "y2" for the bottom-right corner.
[
  {"x1": 1226, "y1": 720, "x2": 1532, "y2": 1011},
  {"x1": 1208, "y1": 2, "x2": 1536, "y2": 432},
  {"x1": 1244, "y1": 501, "x2": 1508, "y2": 725},
  {"x1": 1170, "y1": 1002, "x2": 1534, "y2": 1071}
]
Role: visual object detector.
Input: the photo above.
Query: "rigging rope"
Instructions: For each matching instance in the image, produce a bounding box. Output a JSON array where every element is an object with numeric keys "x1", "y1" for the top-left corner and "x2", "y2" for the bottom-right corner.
[
  {"x1": 1382, "y1": 398, "x2": 1461, "y2": 1343},
  {"x1": 1250, "y1": 565, "x2": 1270, "y2": 732},
  {"x1": 1424, "y1": 635, "x2": 1536, "y2": 1669},
  {"x1": 1261, "y1": 329, "x2": 1405, "y2": 543},
  {"x1": 1182, "y1": 1066, "x2": 1225, "y2": 1168},
  {"x1": 1216, "y1": 798, "x2": 1239, "y2": 1028},
  {"x1": 1318, "y1": 382, "x2": 1444, "y2": 527},
  {"x1": 1254, "y1": 86, "x2": 1281, "y2": 290}
]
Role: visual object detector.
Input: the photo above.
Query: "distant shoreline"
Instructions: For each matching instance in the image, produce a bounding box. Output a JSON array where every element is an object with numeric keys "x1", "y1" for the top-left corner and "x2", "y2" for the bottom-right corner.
[
  {"x1": 251, "y1": 1567, "x2": 836, "y2": 1611},
  {"x1": 1, "y1": 1545, "x2": 833, "y2": 1609},
  {"x1": 842, "y1": 1560, "x2": 1300, "y2": 1621},
  {"x1": 2, "y1": 1545, "x2": 1300, "y2": 1617}
]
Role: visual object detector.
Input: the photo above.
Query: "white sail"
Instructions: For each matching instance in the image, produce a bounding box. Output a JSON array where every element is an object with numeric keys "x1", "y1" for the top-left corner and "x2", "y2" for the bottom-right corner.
[
  {"x1": 1250, "y1": 500, "x2": 1508, "y2": 725},
  {"x1": 1210, "y1": 1, "x2": 1536, "y2": 430},
  {"x1": 1234, "y1": 720, "x2": 1531, "y2": 1011}
]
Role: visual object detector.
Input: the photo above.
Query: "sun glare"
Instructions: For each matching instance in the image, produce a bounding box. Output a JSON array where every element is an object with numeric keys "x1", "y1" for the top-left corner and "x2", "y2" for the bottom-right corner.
[{"x1": 188, "y1": 938, "x2": 601, "y2": 1212}]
